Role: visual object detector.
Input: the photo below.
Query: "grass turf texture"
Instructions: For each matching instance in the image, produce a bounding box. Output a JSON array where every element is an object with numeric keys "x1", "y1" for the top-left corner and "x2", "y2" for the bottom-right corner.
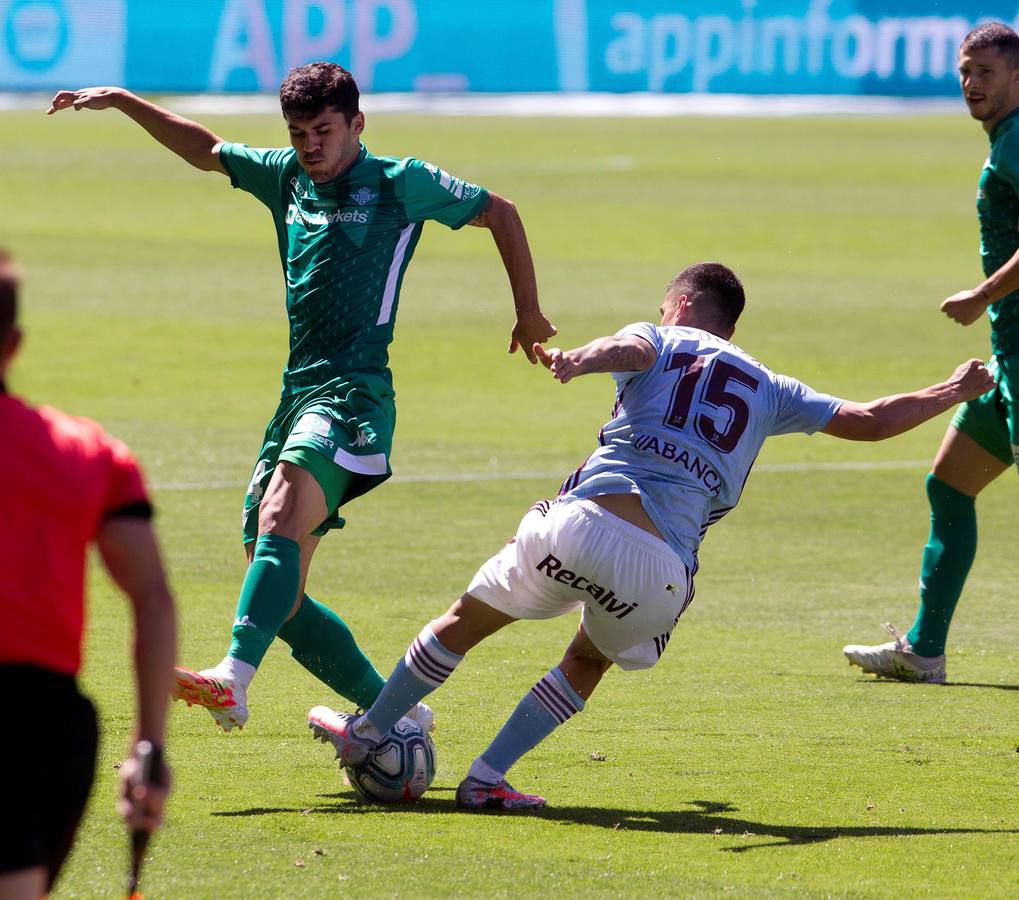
[{"x1": 4, "y1": 108, "x2": 1018, "y2": 897}]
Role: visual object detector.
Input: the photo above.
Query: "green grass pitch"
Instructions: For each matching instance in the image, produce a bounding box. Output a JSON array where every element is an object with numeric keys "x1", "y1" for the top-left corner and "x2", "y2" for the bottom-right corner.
[{"x1": 4, "y1": 106, "x2": 1018, "y2": 898}]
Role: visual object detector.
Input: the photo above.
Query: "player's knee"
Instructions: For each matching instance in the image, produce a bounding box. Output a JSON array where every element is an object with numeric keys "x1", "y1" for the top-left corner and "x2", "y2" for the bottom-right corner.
[
  {"x1": 430, "y1": 593, "x2": 512, "y2": 656},
  {"x1": 561, "y1": 642, "x2": 612, "y2": 675}
]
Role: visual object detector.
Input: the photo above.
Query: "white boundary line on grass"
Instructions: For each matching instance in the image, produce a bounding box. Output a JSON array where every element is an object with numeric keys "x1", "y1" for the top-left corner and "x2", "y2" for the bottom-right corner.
[{"x1": 151, "y1": 458, "x2": 930, "y2": 492}]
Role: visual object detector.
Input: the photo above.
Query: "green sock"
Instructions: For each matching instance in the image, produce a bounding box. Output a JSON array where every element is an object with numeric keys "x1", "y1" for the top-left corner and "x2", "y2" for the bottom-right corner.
[
  {"x1": 906, "y1": 474, "x2": 977, "y2": 657},
  {"x1": 277, "y1": 594, "x2": 385, "y2": 708},
  {"x1": 227, "y1": 534, "x2": 301, "y2": 668}
]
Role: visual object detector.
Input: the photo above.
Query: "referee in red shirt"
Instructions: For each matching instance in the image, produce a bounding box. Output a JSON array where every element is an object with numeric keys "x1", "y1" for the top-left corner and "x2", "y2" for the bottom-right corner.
[{"x1": 0, "y1": 251, "x2": 177, "y2": 898}]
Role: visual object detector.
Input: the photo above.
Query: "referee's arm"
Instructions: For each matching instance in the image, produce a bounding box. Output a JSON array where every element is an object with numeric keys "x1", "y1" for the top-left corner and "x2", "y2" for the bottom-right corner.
[{"x1": 97, "y1": 514, "x2": 176, "y2": 812}]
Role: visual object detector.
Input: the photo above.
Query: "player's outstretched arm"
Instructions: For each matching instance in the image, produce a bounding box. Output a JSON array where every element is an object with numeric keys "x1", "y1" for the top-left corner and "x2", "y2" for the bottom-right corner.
[
  {"x1": 942, "y1": 244, "x2": 1019, "y2": 325},
  {"x1": 821, "y1": 358, "x2": 994, "y2": 442},
  {"x1": 98, "y1": 516, "x2": 177, "y2": 832},
  {"x1": 469, "y1": 192, "x2": 555, "y2": 363},
  {"x1": 534, "y1": 334, "x2": 656, "y2": 384},
  {"x1": 48, "y1": 87, "x2": 227, "y2": 174}
]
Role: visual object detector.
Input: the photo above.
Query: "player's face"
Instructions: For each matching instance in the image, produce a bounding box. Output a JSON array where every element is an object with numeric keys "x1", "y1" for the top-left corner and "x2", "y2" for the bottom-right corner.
[
  {"x1": 659, "y1": 293, "x2": 682, "y2": 326},
  {"x1": 285, "y1": 107, "x2": 364, "y2": 183},
  {"x1": 959, "y1": 46, "x2": 1019, "y2": 131}
]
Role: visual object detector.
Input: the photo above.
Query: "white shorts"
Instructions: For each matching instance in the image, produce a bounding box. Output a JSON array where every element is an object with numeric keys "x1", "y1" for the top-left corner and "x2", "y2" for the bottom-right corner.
[{"x1": 467, "y1": 498, "x2": 692, "y2": 670}]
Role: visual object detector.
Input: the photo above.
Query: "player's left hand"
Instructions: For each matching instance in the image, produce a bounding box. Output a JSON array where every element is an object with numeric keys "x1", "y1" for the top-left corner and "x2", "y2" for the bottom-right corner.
[
  {"x1": 941, "y1": 288, "x2": 991, "y2": 326},
  {"x1": 510, "y1": 313, "x2": 557, "y2": 364}
]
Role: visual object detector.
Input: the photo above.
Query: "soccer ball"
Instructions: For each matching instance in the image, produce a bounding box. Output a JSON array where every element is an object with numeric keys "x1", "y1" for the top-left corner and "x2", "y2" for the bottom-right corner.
[{"x1": 344, "y1": 717, "x2": 437, "y2": 803}]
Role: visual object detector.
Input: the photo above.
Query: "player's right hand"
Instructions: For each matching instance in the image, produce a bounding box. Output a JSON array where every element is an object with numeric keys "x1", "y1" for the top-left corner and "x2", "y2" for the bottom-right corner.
[
  {"x1": 117, "y1": 744, "x2": 171, "y2": 833},
  {"x1": 47, "y1": 87, "x2": 124, "y2": 115},
  {"x1": 533, "y1": 344, "x2": 580, "y2": 383},
  {"x1": 948, "y1": 358, "x2": 995, "y2": 400}
]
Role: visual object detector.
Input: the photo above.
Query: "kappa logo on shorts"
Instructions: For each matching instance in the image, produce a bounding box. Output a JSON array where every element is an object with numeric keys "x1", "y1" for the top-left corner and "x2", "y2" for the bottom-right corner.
[
  {"x1": 536, "y1": 553, "x2": 638, "y2": 619},
  {"x1": 350, "y1": 429, "x2": 376, "y2": 448}
]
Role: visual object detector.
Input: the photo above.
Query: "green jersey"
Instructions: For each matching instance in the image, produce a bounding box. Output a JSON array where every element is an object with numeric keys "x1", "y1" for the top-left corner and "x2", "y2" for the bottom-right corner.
[
  {"x1": 977, "y1": 107, "x2": 1019, "y2": 356},
  {"x1": 219, "y1": 142, "x2": 489, "y2": 395}
]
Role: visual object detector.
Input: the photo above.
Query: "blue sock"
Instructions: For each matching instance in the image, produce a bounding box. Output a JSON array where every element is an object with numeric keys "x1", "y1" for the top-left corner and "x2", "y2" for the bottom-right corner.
[
  {"x1": 364, "y1": 625, "x2": 463, "y2": 735},
  {"x1": 475, "y1": 667, "x2": 585, "y2": 782}
]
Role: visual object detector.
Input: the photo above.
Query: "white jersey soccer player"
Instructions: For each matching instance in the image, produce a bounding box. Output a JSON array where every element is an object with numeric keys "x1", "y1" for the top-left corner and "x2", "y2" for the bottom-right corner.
[
  {"x1": 562, "y1": 320, "x2": 843, "y2": 572},
  {"x1": 306, "y1": 262, "x2": 993, "y2": 811},
  {"x1": 464, "y1": 320, "x2": 842, "y2": 672}
]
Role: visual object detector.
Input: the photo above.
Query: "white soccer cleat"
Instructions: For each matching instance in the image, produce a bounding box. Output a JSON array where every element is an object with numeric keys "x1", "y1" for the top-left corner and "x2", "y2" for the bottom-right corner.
[
  {"x1": 307, "y1": 705, "x2": 376, "y2": 767},
  {"x1": 405, "y1": 701, "x2": 435, "y2": 733},
  {"x1": 455, "y1": 776, "x2": 547, "y2": 812},
  {"x1": 172, "y1": 666, "x2": 249, "y2": 731},
  {"x1": 843, "y1": 624, "x2": 946, "y2": 684}
]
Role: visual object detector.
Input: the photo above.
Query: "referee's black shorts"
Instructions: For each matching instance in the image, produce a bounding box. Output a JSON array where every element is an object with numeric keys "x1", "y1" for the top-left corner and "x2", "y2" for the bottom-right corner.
[{"x1": 0, "y1": 665, "x2": 98, "y2": 888}]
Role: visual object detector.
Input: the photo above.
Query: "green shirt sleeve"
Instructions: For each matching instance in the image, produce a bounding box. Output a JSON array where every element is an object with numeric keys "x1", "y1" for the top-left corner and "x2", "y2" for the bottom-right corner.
[
  {"x1": 218, "y1": 142, "x2": 296, "y2": 211},
  {"x1": 397, "y1": 158, "x2": 489, "y2": 229}
]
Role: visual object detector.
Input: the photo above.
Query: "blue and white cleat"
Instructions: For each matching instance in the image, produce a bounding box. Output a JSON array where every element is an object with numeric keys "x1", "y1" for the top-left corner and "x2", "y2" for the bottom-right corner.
[{"x1": 455, "y1": 776, "x2": 547, "y2": 811}]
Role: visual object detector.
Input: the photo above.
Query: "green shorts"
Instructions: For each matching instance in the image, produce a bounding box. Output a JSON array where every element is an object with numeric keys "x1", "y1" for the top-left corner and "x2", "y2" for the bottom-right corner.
[
  {"x1": 242, "y1": 373, "x2": 396, "y2": 543},
  {"x1": 950, "y1": 354, "x2": 1018, "y2": 469}
]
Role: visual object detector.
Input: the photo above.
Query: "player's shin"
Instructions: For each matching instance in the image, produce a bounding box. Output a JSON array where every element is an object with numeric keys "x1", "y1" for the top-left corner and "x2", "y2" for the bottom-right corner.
[
  {"x1": 227, "y1": 534, "x2": 302, "y2": 669},
  {"x1": 469, "y1": 667, "x2": 584, "y2": 784},
  {"x1": 906, "y1": 474, "x2": 977, "y2": 657},
  {"x1": 359, "y1": 624, "x2": 463, "y2": 740},
  {"x1": 277, "y1": 594, "x2": 385, "y2": 707}
]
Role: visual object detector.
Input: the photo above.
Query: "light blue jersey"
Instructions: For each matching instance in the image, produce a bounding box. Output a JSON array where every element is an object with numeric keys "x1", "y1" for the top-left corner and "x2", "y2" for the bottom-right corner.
[{"x1": 561, "y1": 323, "x2": 843, "y2": 571}]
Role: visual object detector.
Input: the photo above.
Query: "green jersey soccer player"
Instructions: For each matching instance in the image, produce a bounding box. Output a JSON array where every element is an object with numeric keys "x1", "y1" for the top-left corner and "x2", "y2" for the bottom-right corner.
[
  {"x1": 844, "y1": 23, "x2": 1019, "y2": 683},
  {"x1": 48, "y1": 64, "x2": 555, "y2": 730}
]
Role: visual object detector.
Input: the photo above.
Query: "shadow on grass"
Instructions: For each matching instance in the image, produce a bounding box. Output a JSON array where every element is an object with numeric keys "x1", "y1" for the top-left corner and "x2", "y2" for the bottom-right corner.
[
  {"x1": 853, "y1": 677, "x2": 1019, "y2": 691},
  {"x1": 211, "y1": 796, "x2": 1019, "y2": 850},
  {"x1": 943, "y1": 681, "x2": 1019, "y2": 691},
  {"x1": 533, "y1": 800, "x2": 1019, "y2": 851},
  {"x1": 210, "y1": 792, "x2": 453, "y2": 817}
]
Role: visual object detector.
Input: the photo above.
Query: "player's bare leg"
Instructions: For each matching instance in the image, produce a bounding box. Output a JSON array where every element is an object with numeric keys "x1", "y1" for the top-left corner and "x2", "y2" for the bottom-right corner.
[
  {"x1": 0, "y1": 865, "x2": 46, "y2": 900},
  {"x1": 309, "y1": 594, "x2": 514, "y2": 765},
  {"x1": 844, "y1": 427, "x2": 1007, "y2": 682},
  {"x1": 556, "y1": 622, "x2": 615, "y2": 700},
  {"x1": 931, "y1": 426, "x2": 1008, "y2": 496}
]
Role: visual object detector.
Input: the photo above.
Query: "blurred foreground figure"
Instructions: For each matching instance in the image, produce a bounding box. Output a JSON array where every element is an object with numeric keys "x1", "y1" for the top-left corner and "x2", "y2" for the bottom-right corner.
[{"x1": 0, "y1": 251, "x2": 176, "y2": 898}]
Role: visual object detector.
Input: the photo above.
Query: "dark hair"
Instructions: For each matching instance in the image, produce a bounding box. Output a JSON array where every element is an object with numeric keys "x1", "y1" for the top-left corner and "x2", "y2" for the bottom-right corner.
[
  {"x1": 667, "y1": 262, "x2": 746, "y2": 332},
  {"x1": 961, "y1": 23, "x2": 1019, "y2": 67},
  {"x1": 0, "y1": 250, "x2": 18, "y2": 344},
  {"x1": 279, "y1": 62, "x2": 359, "y2": 122}
]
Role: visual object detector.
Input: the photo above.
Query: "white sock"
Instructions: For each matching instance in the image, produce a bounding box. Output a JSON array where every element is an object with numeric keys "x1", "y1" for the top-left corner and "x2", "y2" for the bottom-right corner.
[
  {"x1": 214, "y1": 656, "x2": 256, "y2": 689},
  {"x1": 353, "y1": 716, "x2": 383, "y2": 743},
  {"x1": 467, "y1": 757, "x2": 503, "y2": 786}
]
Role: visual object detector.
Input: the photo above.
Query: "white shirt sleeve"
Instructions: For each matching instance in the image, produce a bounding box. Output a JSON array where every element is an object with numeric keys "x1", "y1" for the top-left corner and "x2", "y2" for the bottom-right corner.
[{"x1": 770, "y1": 374, "x2": 844, "y2": 435}]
